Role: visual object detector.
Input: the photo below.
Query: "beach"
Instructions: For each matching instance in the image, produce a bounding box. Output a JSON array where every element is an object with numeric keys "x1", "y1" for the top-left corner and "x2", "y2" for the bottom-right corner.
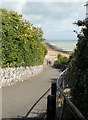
[{"x1": 43, "y1": 42, "x2": 70, "y2": 65}]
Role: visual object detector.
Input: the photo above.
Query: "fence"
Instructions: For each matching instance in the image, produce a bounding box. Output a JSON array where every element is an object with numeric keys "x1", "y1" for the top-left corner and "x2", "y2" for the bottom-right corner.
[
  {"x1": 24, "y1": 87, "x2": 51, "y2": 120},
  {"x1": 23, "y1": 83, "x2": 56, "y2": 120},
  {"x1": 56, "y1": 68, "x2": 86, "y2": 120}
]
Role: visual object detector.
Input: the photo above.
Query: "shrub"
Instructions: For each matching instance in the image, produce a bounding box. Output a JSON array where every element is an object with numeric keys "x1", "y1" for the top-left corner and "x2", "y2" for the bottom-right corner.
[{"x1": 54, "y1": 54, "x2": 68, "y2": 70}]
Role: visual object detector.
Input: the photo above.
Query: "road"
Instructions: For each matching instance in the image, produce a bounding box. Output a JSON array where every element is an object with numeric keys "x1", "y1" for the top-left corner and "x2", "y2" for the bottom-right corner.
[{"x1": 2, "y1": 66, "x2": 60, "y2": 118}]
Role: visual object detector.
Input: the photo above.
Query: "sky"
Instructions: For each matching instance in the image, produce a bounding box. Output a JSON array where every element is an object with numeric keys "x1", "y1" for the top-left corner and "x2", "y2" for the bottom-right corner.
[{"x1": 0, "y1": 0, "x2": 87, "y2": 41}]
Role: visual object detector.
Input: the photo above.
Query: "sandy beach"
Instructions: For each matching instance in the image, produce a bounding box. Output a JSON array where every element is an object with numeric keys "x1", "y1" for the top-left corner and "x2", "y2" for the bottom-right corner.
[{"x1": 43, "y1": 42, "x2": 70, "y2": 65}]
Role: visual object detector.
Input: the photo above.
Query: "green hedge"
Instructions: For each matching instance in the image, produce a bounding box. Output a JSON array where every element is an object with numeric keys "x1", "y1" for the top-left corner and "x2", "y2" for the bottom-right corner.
[
  {"x1": 54, "y1": 54, "x2": 68, "y2": 70},
  {"x1": 1, "y1": 9, "x2": 47, "y2": 67}
]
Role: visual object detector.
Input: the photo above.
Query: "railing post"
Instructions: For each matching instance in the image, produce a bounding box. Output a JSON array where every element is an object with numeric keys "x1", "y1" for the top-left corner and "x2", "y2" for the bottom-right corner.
[
  {"x1": 59, "y1": 98, "x2": 66, "y2": 120},
  {"x1": 46, "y1": 83, "x2": 56, "y2": 120},
  {"x1": 47, "y1": 95, "x2": 56, "y2": 120},
  {"x1": 63, "y1": 80, "x2": 65, "y2": 90},
  {"x1": 51, "y1": 83, "x2": 56, "y2": 112},
  {"x1": 51, "y1": 83, "x2": 56, "y2": 97}
]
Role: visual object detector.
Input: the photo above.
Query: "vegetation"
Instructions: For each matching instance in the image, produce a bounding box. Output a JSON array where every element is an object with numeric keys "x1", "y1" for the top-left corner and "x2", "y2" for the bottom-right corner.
[
  {"x1": 69, "y1": 20, "x2": 88, "y2": 119},
  {"x1": 53, "y1": 19, "x2": 88, "y2": 119},
  {"x1": 1, "y1": 9, "x2": 47, "y2": 68},
  {"x1": 54, "y1": 54, "x2": 68, "y2": 70}
]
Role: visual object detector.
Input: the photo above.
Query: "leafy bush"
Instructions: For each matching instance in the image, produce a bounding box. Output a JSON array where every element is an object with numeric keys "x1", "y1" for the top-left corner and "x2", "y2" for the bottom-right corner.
[
  {"x1": 54, "y1": 54, "x2": 68, "y2": 70},
  {"x1": 1, "y1": 9, "x2": 47, "y2": 67},
  {"x1": 69, "y1": 20, "x2": 88, "y2": 119}
]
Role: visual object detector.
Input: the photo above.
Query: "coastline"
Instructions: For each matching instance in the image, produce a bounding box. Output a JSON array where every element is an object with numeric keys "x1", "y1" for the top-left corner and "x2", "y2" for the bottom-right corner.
[
  {"x1": 43, "y1": 42, "x2": 70, "y2": 65},
  {"x1": 45, "y1": 42, "x2": 72, "y2": 54}
]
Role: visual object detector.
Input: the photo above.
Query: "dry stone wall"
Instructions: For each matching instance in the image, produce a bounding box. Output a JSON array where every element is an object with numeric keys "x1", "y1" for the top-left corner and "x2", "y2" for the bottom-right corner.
[{"x1": 0, "y1": 65, "x2": 43, "y2": 88}]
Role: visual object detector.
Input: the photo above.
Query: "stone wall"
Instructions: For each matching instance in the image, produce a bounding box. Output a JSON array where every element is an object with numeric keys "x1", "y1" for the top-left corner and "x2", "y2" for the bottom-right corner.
[{"x1": 0, "y1": 65, "x2": 43, "y2": 88}]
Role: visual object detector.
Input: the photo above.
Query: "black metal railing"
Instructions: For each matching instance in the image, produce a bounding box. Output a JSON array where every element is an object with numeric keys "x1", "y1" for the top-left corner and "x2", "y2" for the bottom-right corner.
[
  {"x1": 23, "y1": 87, "x2": 51, "y2": 120},
  {"x1": 57, "y1": 68, "x2": 86, "y2": 120}
]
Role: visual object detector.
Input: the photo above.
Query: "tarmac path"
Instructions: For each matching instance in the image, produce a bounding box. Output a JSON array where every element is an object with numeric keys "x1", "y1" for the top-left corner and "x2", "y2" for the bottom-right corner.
[{"x1": 2, "y1": 66, "x2": 60, "y2": 118}]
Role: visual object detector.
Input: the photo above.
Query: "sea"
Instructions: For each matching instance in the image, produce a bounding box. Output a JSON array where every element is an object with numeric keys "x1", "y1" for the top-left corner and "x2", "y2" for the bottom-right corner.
[{"x1": 45, "y1": 40, "x2": 77, "y2": 54}]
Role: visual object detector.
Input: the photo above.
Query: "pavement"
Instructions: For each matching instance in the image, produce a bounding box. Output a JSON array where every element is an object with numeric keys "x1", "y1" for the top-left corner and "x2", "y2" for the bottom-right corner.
[{"x1": 2, "y1": 66, "x2": 60, "y2": 118}]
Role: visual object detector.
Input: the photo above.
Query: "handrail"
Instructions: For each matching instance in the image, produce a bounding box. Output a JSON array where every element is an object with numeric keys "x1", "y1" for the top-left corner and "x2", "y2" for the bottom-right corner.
[
  {"x1": 57, "y1": 68, "x2": 69, "y2": 88},
  {"x1": 57, "y1": 68, "x2": 86, "y2": 120},
  {"x1": 57, "y1": 68, "x2": 69, "y2": 82},
  {"x1": 24, "y1": 87, "x2": 51, "y2": 118}
]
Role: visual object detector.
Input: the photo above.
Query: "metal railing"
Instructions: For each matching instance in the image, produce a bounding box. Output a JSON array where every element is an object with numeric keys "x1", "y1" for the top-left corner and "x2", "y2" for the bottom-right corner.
[
  {"x1": 57, "y1": 68, "x2": 86, "y2": 120},
  {"x1": 2, "y1": 87, "x2": 52, "y2": 120},
  {"x1": 23, "y1": 87, "x2": 51, "y2": 119}
]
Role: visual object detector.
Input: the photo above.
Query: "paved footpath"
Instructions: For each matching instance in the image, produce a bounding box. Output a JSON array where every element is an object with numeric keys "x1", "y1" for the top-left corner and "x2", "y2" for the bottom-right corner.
[{"x1": 2, "y1": 66, "x2": 60, "y2": 118}]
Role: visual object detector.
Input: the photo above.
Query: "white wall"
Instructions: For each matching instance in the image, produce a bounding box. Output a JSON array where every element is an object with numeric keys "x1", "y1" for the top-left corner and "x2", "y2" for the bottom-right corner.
[{"x1": 0, "y1": 65, "x2": 43, "y2": 88}]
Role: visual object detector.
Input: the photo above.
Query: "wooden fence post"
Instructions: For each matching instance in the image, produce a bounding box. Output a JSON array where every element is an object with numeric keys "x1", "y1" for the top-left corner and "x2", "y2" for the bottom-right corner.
[{"x1": 47, "y1": 95, "x2": 56, "y2": 120}]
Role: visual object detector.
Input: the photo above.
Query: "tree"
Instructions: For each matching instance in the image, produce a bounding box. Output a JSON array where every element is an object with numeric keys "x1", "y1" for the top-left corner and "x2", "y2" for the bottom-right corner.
[{"x1": 69, "y1": 20, "x2": 88, "y2": 119}]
